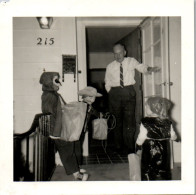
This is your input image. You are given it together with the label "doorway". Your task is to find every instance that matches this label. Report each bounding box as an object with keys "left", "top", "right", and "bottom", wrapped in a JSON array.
[
  {"left": 85, "top": 26, "right": 144, "bottom": 151},
  {"left": 76, "top": 17, "right": 145, "bottom": 156}
]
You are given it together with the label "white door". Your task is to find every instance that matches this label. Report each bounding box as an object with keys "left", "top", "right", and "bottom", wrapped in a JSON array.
[
  {"left": 141, "top": 17, "right": 171, "bottom": 113},
  {"left": 141, "top": 17, "right": 174, "bottom": 167}
]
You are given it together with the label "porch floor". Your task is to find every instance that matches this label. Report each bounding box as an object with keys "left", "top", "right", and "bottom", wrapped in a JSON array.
[{"left": 51, "top": 145, "right": 181, "bottom": 181}]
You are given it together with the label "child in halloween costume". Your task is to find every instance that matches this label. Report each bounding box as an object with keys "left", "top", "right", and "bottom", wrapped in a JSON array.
[
  {"left": 136, "top": 96, "right": 177, "bottom": 180},
  {"left": 78, "top": 86, "right": 103, "bottom": 131},
  {"left": 39, "top": 72, "right": 88, "bottom": 181},
  {"left": 77, "top": 86, "right": 103, "bottom": 154}
]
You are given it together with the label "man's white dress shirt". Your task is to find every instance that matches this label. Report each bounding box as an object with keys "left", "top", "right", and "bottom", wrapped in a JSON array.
[{"left": 105, "top": 57, "right": 148, "bottom": 92}]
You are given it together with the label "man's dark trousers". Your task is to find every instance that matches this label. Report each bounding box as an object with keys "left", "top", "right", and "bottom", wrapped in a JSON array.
[{"left": 108, "top": 85, "right": 136, "bottom": 154}]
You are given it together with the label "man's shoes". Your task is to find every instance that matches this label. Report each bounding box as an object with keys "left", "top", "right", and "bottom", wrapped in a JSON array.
[{"left": 73, "top": 172, "right": 89, "bottom": 181}]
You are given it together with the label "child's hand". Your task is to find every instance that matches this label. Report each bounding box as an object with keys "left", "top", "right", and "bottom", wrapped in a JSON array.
[
  {"left": 100, "top": 112, "right": 103, "bottom": 118},
  {"left": 136, "top": 150, "right": 142, "bottom": 158},
  {"left": 136, "top": 150, "right": 142, "bottom": 155}
]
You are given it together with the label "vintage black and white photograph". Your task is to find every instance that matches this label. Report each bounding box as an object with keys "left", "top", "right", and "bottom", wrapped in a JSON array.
[
  {"left": 0, "top": 0, "right": 194, "bottom": 195},
  {"left": 13, "top": 16, "right": 182, "bottom": 182}
]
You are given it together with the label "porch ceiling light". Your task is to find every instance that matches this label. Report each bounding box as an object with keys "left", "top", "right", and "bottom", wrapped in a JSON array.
[{"left": 37, "top": 17, "right": 53, "bottom": 29}]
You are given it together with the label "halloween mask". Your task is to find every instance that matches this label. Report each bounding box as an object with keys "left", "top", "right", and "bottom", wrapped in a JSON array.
[
  {"left": 146, "top": 96, "right": 172, "bottom": 118},
  {"left": 40, "top": 72, "right": 61, "bottom": 91}
]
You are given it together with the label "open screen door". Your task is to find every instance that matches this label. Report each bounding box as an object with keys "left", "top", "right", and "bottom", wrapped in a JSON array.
[{"left": 141, "top": 17, "right": 174, "bottom": 168}]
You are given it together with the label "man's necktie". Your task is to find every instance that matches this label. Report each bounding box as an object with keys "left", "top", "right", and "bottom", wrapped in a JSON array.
[{"left": 120, "top": 63, "right": 124, "bottom": 88}]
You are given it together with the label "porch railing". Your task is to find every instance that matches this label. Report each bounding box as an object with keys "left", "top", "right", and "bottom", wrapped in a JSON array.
[{"left": 14, "top": 113, "right": 56, "bottom": 181}]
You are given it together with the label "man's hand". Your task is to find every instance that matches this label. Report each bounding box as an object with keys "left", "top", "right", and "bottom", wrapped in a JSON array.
[{"left": 147, "top": 66, "right": 161, "bottom": 73}]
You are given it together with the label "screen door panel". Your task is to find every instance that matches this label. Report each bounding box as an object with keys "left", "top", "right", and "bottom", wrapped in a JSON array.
[{"left": 141, "top": 17, "right": 170, "bottom": 111}]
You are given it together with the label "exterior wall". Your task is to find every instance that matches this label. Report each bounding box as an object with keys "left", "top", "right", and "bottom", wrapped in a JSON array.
[
  {"left": 13, "top": 17, "right": 77, "bottom": 134},
  {"left": 13, "top": 17, "right": 77, "bottom": 169}
]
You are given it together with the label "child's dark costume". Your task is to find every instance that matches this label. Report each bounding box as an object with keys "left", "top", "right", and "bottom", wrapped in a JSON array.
[
  {"left": 40, "top": 72, "right": 62, "bottom": 137},
  {"left": 137, "top": 117, "right": 174, "bottom": 180},
  {"left": 136, "top": 96, "right": 177, "bottom": 181},
  {"left": 40, "top": 72, "right": 81, "bottom": 175},
  {"left": 83, "top": 105, "right": 100, "bottom": 132}
]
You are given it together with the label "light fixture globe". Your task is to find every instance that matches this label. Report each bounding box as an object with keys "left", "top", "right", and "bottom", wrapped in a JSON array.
[{"left": 37, "top": 17, "right": 53, "bottom": 29}]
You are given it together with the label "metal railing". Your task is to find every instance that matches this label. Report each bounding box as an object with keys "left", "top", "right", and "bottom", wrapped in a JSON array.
[{"left": 14, "top": 113, "right": 56, "bottom": 181}]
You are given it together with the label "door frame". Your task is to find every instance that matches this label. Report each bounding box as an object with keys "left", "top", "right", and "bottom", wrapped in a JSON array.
[{"left": 76, "top": 17, "right": 145, "bottom": 156}]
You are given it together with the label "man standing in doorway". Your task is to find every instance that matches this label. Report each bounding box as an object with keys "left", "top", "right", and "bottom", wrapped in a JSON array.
[{"left": 105, "top": 43, "right": 159, "bottom": 154}]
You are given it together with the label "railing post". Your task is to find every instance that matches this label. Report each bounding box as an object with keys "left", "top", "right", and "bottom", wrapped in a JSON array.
[
  {"left": 14, "top": 114, "right": 56, "bottom": 181},
  {"left": 33, "top": 131, "right": 36, "bottom": 181},
  {"left": 25, "top": 137, "right": 29, "bottom": 178}
]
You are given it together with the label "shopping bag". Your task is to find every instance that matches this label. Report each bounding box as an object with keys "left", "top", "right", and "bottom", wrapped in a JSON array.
[
  {"left": 92, "top": 118, "right": 108, "bottom": 140},
  {"left": 61, "top": 102, "right": 87, "bottom": 142},
  {"left": 128, "top": 153, "right": 141, "bottom": 181}
]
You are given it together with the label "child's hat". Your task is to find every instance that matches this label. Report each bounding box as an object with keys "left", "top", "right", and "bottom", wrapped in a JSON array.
[{"left": 78, "top": 86, "right": 102, "bottom": 97}]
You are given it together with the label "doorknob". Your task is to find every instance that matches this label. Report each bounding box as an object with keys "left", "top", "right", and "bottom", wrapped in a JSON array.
[
  {"left": 159, "top": 82, "right": 173, "bottom": 86},
  {"left": 168, "top": 82, "right": 173, "bottom": 86},
  {"left": 78, "top": 70, "right": 82, "bottom": 74}
]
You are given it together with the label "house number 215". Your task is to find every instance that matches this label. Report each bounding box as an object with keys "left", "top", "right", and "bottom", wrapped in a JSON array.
[{"left": 37, "top": 38, "right": 54, "bottom": 45}]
